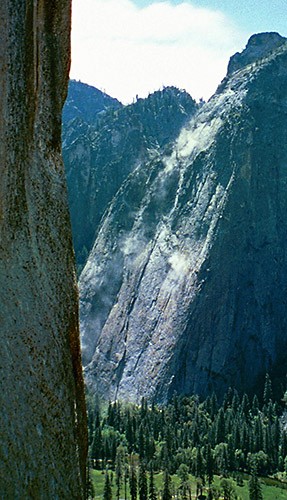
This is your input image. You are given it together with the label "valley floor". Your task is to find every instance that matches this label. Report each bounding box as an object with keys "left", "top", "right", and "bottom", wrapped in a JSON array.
[{"left": 91, "top": 469, "right": 287, "bottom": 499}]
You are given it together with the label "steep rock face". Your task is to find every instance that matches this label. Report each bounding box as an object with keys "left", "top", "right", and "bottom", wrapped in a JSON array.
[
  {"left": 80, "top": 33, "right": 287, "bottom": 402},
  {"left": 63, "top": 87, "right": 197, "bottom": 271},
  {"left": 0, "top": 1, "right": 87, "bottom": 497}
]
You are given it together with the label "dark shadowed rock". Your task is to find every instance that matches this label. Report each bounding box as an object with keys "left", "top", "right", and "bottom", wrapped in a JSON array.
[
  {"left": 80, "top": 33, "right": 287, "bottom": 403},
  {"left": 0, "top": 0, "right": 87, "bottom": 496}
]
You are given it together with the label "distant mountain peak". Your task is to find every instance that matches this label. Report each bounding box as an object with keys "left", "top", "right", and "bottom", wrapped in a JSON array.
[
  {"left": 227, "top": 31, "right": 286, "bottom": 75},
  {"left": 63, "top": 80, "right": 122, "bottom": 125}
]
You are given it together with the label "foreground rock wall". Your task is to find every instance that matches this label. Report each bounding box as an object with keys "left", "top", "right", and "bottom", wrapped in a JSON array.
[{"left": 0, "top": 1, "right": 87, "bottom": 497}]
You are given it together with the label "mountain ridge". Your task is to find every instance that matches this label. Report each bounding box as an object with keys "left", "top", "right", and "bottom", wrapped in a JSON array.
[
  {"left": 77, "top": 32, "right": 287, "bottom": 403},
  {"left": 63, "top": 79, "right": 122, "bottom": 126},
  {"left": 63, "top": 85, "right": 198, "bottom": 272}
]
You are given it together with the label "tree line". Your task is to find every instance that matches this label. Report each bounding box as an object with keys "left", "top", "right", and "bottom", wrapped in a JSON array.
[{"left": 87, "top": 374, "right": 287, "bottom": 499}]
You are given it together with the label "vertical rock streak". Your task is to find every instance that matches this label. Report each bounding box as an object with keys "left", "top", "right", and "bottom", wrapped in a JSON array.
[{"left": 0, "top": 1, "right": 87, "bottom": 497}]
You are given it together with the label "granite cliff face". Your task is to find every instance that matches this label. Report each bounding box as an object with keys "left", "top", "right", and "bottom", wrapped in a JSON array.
[
  {"left": 0, "top": 1, "right": 86, "bottom": 497},
  {"left": 63, "top": 86, "right": 197, "bottom": 271},
  {"left": 80, "top": 33, "right": 287, "bottom": 403}
]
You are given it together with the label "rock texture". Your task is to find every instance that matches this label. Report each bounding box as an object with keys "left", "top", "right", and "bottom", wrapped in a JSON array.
[
  {"left": 80, "top": 33, "right": 287, "bottom": 403},
  {"left": 63, "top": 86, "right": 197, "bottom": 272},
  {"left": 0, "top": 1, "right": 87, "bottom": 497}
]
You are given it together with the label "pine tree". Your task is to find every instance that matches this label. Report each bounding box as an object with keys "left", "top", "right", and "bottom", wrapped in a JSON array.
[
  {"left": 138, "top": 424, "right": 146, "bottom": 460},
  {"left": 223, "top": 387, "right": 234, "bottom": 411},
  {"left": 280, "top": 430, "right": 287, "bottom": 462},
  {"left": 126, "top": 412, "right": 135, "bottom": 453},
  {"left": 149, "top": 465, "right": 157, "bottom": 500},
  {"left": 129, "top": 457, "right": 138, "bottom": 500},
  {"left": 272, "top": 416, "right": 281, "bottom": 452},
  {"left": 107, "top": 401, "right": 115, "bottom": 427},
  {"left": 263, "top": 373, "right": 273, "bottom": 405},
  {"left": 227, "top": 434, "right": 235, "bottom": 471},
  {"left": 210, "top": 392, "right": 218, "bottom": 418},
  {"left": 146, "top": 435, "right": 156, "bottom": 462},
  {"left": 87, "top": 465, "right": 96, "bottom": 500},
  {"left": 172, "top": 393, "right": 180, "bottom": 423},
  {"left": 231, "top": 390, "right": 240, "bottom": 413},
  {"left": 162, "top": 469, "right": 172, "bottom": 500},
  {"left": 191, "top": 422, "right": 200, "bottom": 447},
  {"left": 115, "top": 446, "right": 125, "bottom": 500},
  {"left": 240, "top": 393, "right": 250, "bottom": 418},
  {"left": 263, "top": 421, "right": 272, "bottom": 458},
  {"left": 160, "top": 442, "right": 170, "bottom": 471},
  {"left": 195, "top": 447, "right": 205, "bottom": 483},
  {"left": 225, "top": 408, "right": 235, "bottom": 436},
  {"left": 253, "top": 417, "right": 263, "bottom": 453},
  {"left": 241, "top": 422, "right": 250, "bottom": 455},
  {"left": 91, "top": 427, "right": 103, "bottom": 468},
  {"left": 248, "top": 474, "right": 263, "bottom": 500},
  {"left": 103, "top": 470, "right": 113, "bottom": 500},
  {"left": 165, "top": 424, "right": 175, "bottom": 454},
  {"left": 214, "top": 443, "right": 228, "bottom": 476},
  {"left": 215, "top": 408, "right": 225, "bottom": 444},
  {"left": 233, "top": 421, "right": 241, "bottom": 451},
  {"left": 251, "top": 395, "right": 259, "bottom": 416},
  {"left": 177, "top": 463, "right": 190, "bottom": 500},
  {"left": 205, "top": 443, "right": 214, "bottom": 485},
  {"left": 139, "top": 462, "right": 148, "bottom": 500},
  {"left": 124, "top": 464, "right": 129, "bottom": 500},
  {"left": 141, "top": 397, "right": 148, "bottom": 420}
]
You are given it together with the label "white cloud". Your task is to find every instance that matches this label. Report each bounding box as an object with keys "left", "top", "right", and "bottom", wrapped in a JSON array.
[{"left": 71, "top": 0, "right": 247, "bottom": 103}]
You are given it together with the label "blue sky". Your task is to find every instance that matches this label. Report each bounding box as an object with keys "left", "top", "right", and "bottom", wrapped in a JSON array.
[
  {"left": 134, "top": 0, "right": 287, "bottom": 34},
  {"left": 70, "top": 0, "right": 286, "bottom": 103}
]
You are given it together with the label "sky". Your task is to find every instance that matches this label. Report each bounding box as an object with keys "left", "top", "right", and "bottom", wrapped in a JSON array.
[{"left": 70, "top": 0, "right": 287, "bottom": 104}]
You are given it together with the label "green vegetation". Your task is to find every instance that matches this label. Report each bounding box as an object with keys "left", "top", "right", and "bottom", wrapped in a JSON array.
[
  {"left": 87, "top": 375, "right": 287, "bottom": 499},
  {"left": 90, "top": 469, "right": 287, "bottom": 500}
]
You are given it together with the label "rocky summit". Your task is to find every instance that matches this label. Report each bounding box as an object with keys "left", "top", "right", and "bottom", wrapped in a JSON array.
[{"left": 78, "top": 33, "right": 287, "bottom": 403}]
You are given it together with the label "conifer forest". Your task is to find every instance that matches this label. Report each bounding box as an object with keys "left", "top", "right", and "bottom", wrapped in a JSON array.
[{"left": 87, "top": 375, "right": 287, "bottom": 499}]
